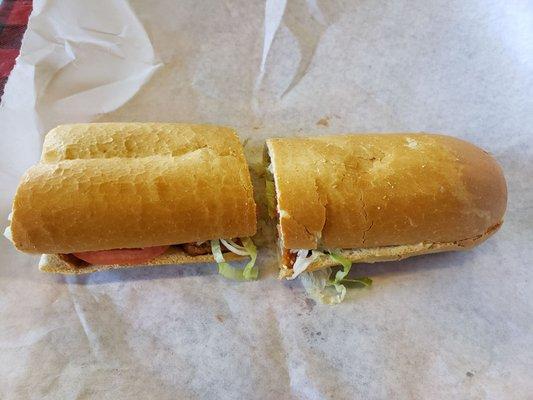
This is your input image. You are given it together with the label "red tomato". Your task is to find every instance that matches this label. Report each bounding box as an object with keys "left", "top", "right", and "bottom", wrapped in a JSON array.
[{"left": 73, "top": 245, "right": 170, "bottom": 265}]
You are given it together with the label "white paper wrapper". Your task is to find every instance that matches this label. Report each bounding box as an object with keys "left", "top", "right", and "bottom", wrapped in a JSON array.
[{"left": 1, "top": 0, "right": 532, "bottom": 398}]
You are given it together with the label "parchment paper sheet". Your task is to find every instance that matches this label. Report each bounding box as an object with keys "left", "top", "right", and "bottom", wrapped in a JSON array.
[{"left": 1, "top": 0, "right": 532, "bottom": 398}]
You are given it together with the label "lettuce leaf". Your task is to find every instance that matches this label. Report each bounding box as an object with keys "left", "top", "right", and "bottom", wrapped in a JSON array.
[
  {"left": 329, "top": 252, "right": 352, "bottom": 283},
  {"left": 220, "top": 239, "right": 249, "bottom": 256},
  {"left": 341, "top": 277, "right": 373, "bottom": 287},
  {"left": 300, "top": 251, "right": 372, "bottom": 304},
  {"left": 242, "top": 237, "right": 258, "bottom": 280},
  {"left": 217, "top": 262, "right": 250, "bottom": 281},
  {"left": 210, "top": 238, "right": 258, "bottom": 281},
  {"left": 300, "top": 268, "right": 346, "bottom": 305},
  {"left": 290, "top": 250, "right": 323, "bottom": 279},
  {"left": 328, "top": 251, "right": 371, "bottom": 286}
]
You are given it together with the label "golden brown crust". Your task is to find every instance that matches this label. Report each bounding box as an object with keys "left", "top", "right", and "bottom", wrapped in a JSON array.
[
  {"left": 39, "top": 247, "right": 245, "bottom": 275},
  {"left": 278, "top": 221, "right": 502, "bottom": 279},
  {"left": 267, "top": 133, "right": 507, "bottom": 250},
  {"left": 41, "top": 123, "right": 242, "bottom": 162},
  {"left": 11, "top": 123, "right": 256, "bottom": 254}
]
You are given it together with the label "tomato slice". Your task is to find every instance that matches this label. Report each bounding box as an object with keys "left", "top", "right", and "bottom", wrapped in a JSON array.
[{"left": 72, "top": 245, "right": 170, "bottom": 265}]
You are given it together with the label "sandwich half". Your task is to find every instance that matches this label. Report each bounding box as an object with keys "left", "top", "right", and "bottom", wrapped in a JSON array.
[
  {"left": 265, "top": 133, "right": 507, "bottom": 282},
  {"left": 5, "top": 123, "right": 258, "bottom": 277}
]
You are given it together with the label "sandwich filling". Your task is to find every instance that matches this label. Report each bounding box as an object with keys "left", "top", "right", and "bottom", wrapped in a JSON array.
[
  {"left": 70, "top": 240, "right": 230, "bottom": 265},
  {"left": 73, "top": 246, "right": 170, "bottom": 265},
  {"left": 4, "top": 218, "right": 258, "bottom": 280},
  {"left": 66, "top": 237, "right": 258, "bottom": 280}
]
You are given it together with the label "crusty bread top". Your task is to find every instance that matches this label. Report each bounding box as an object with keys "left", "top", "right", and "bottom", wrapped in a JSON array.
[
  {"left": 11, "top": 123, "right": 257, "bottom": 254},
  {"left": 41, "top": 123, "right": 241, "bottom": 162},
  {"left": 267, "top": 133, "right": 507, "bottom": 249}
]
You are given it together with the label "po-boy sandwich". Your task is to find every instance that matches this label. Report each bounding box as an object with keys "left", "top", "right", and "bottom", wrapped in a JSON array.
[
  {"left": 5, "top": 123, "right": 258, "bottom": 278},
  {"left": 265, "top": 133, "right": 507, "bottom": 301}
]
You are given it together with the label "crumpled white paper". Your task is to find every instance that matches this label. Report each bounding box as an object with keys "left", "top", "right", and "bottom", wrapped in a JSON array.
[
  {"left": 1, "top": 0, "right": 532, "bottom": 398},
  {"left": 2, "top": 0, "right": 161, "bottom": 131}
]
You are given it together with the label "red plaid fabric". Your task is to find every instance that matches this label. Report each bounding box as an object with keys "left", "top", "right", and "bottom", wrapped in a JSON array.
[{"left": 0, "top": 0, "right": 32, "bottom": 100}]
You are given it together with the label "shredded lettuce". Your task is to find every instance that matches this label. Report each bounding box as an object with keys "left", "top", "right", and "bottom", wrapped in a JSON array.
[
  {"left": 220, "top": 239, "right": 249, "bottom": 256},
  {"left": 341, "top": 277, "right": 373, "bottom": 287},
  {"left": 300, "top": 251, "right": 372, "bottom": 304},
  {"left": 290, "top": 250, "right": 322, "bottom": 279},
  {"left": 300, "top": 268, "right": 346, "bottom": 305},
  {"left": 242, "top": 238, "right": 259, "bottom": 280},
  {"left": 211, "top": 238, "right": 258, "bottom": 281},
  {"left": 329, "top": 252, "right": 352, "bottom": 282}
]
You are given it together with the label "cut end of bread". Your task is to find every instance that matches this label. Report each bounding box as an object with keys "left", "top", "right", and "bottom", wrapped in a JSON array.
[{"left": 39, "top": 247, "right": 245, "bottom": 275}]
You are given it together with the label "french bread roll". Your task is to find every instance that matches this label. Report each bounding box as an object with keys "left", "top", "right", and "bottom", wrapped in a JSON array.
[
  {"left": 266, "top": 134, "right": 507, "bottom": 278},
  {"left": 10, "top": 123, "right": 257, "bottom": 256}
]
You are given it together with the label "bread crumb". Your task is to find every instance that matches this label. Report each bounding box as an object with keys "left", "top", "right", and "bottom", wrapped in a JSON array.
[{"left": 316, "top": 116, "right": 330, "bottom": 127}]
